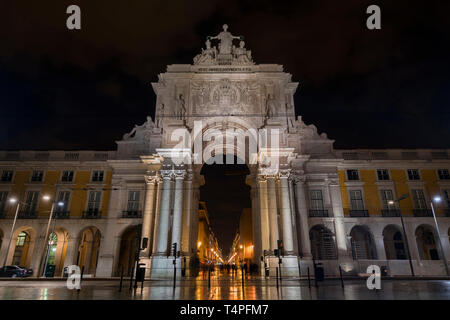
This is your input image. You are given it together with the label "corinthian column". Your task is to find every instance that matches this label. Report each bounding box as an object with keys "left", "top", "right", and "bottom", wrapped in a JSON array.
[
  {"left": 141, "top": 172, "right": 158, "bottom": 258},
  {"left": 266, "top": 173, "right": 279, "bottom": 251},
  {"left": 279, "top": 169, "right": 294, "bottom": 254},
  {"left": 171, "top": 169, "right": 186, "bottom": 254},
  {"left": 155, "top": 170, "right": 173, "bottom": 255}
]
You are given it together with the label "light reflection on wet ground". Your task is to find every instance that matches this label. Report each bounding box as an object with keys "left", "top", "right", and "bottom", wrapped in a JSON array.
[{"left": 0, "top": 270, "right": 449, "bottom": 300}]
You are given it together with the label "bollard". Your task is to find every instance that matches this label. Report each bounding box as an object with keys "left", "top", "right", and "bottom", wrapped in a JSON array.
[
  {"left": 119, "top": 265, "right": 124, "bottom": 292},
  {"left": 339, "top": 265, "right": 344, "bottom": 288},
  {"left": 173, "top": 259, "right": 177, "bottom": 289},
  {"left": 307, "top": 266, "right": 311, "bottom": 289},
  {"left": 208, "top": 266, "right": 211, "bottom": 288}
]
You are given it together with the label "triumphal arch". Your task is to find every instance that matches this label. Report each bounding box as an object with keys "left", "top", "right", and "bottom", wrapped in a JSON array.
[{"left": 108, "top": 24, "right": 345, "bottom": 278}]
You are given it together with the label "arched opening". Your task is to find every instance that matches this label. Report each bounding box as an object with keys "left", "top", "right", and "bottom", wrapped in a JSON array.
[
  {"left": 309, "top": 225, "right": 337, "bottom": 260},
  {"left": 383, "top": 225, "right": 407, "bottom": 260},
  {"left": 117, "top": 225, "right": 140, "bottom": 276},
  {"left": 76, "top": 227, "right": 101, "bottom": 275},
  {"left": 199, "top": 154, "right": 251, "bottom": 272},
  {"left": 43, "top": 228, "right": 69, "bottom": 276},
  {"left": 415, "top": 225, "right": 440, "bottom": 260},
  {"left": 12, "top": 231, "right": 31, "bottom": 266},
  {"left": 350, "top": 225, "right": 377, "bottom": 260}
]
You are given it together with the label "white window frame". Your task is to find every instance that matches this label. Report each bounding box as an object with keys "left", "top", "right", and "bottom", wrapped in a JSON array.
[
  {"left": 349, "top": 189, "right": 365, "bottom": 210},
  {"left": 61, "top": 170, "right": 75, "bottom": 182},
  {"left": 407, "top": 169, "right": 420, "bottom": 181},
  {"left": 91, "top": 170, "right": 104, "bottom": 182},
  {"left": 376, "top": 169, "right": 390, "bottom": 181}
]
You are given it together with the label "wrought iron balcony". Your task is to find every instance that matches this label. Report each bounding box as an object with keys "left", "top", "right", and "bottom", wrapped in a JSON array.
[
  {"left": 53, "top": 211, "right": 70, "bottom": 219},
  {"left": 309, "top": 209, "right": 329, "bottom": 217},
  {"left": 413, "top": 209, "right": 433, "bottom": 217},
  {"left": 18, "top": 210, "right": 37, "bottom": 219},
  {"left": 122, "top": 210, "right": 142, "bottom": 218},
  {"left": 349, "top": 210, "right": 369, "bottom": 217},
  {"left": 381, "top": 209, "right": 401, "bottom": 217},
  {"left": 82, "top": 209, "right": 102, "bottom": 219}
]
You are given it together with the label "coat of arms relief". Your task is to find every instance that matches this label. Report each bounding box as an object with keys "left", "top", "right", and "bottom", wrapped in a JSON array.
[{"left": 190, "top": 79, "right": 260, "bottom": 116}]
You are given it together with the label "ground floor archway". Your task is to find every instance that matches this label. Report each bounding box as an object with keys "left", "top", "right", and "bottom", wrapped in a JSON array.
[
  {"left": 350, "top": 225, "right": 377, "bottom": 260},
  {"left": 117, "top": 225, "right": 140, "bottom": 276},
  {"left": 43, "top": 227, "right": 69, "bottom": 276},
  {"left": 77, "top": 226, "right": 101, "bottom": 274},
  {"left": 309, "top": 225, "right": 337, "bottom": 260},
  {"left": 383, "top": 225, "right": 407, "bottom": 260},
  {"left": 416, "top": 224, "right": 439, "bottom": 260}
]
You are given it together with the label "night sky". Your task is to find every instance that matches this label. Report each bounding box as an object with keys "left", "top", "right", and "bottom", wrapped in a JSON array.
[{"left": 1, "top": 1, "right": 450, "bottom": 251}]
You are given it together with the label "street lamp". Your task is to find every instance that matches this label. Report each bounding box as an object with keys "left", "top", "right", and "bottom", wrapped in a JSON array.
[
  {"left": 390, "top": 193, "right": 415, "bottom": 276},
  {"left": 429, "top": 195, "right": 449, "bottom": 276},
  {"left": 41, "top": 195, "right": 65, "bottom": 277},
  {"left": 2, "top": 197, "right": 22, "bottom": 268}
]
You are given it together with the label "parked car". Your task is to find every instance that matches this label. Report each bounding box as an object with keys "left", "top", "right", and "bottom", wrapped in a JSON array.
[{"left": 0, "top": 265, "right": 33, "bottom": 278}]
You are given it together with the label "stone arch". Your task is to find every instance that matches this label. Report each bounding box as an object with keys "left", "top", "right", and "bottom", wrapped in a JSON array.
[
  {"left": 415, "top": 224, "right": 440, "bottom": 260},
  {"left": 43, "top": 227, "right": 69, "bottom": 276},
  {"left": 382, "top": 224, "right": 407, "bottom": 260},
  {"left": 190, "top": 117, "right": 259, "bottom": 165},
  {"left": 116, "top": 225, "right": 140, "bottom": 276},
  {"left": 309, "top": 225, "right": 337, "bottom": 260},
  {"left": 10, "top": 226, "right": 36, "bottom": 268},
  {"left": 350, "top": 225, "right": 377, "bottom": 260},
  {"left": 76, "top": 226, "right": 101, "bottom": 275}
]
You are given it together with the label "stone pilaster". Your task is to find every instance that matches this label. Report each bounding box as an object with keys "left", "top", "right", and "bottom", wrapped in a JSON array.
[
  {"left": 141, "top": 172, "right": 158, "bottom": 258},
  {"left": 257, "top": 175, "right": 270, "bottom": 252},
  {"left": 292, "top": 173, "right": 312, "bottom": 259}
]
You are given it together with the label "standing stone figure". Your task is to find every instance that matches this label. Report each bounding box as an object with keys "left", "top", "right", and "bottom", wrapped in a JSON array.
[
  {"left": 175, "top": 94, "right": 186, "bottom": 120},
  {"left": 209, "top": 24, "right": 241, "bottom": 55},
  {"left": 266, "top": 94, "right": 278, "bottom": 119}
]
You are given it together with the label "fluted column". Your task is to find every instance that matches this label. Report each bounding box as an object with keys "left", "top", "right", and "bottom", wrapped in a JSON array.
[
  {"left": 181, "top": 172, "right": 193, "bottom": 255},
  {"left": 279, "top": 169, "right": 294, "bottom": 254},
  {"left": 258, "top": 175, "right": 270, "bottom": 251},
  {"left": 293, "top": 174, "right": 312, "bottom": 259},
  {"left": 266, "top": 174, "right": 279, "bottom": 250},
  {"left": 141, "top": 172, "right": 158, "bottom": 257},
  {"left": 171, "top": 169, "right": 186, "bottom": 255},
  {"left": 155, "top": 170, "right": 173, "bottom": 255}
]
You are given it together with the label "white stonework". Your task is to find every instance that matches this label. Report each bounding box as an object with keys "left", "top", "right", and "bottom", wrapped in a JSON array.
[{"left": 0, "top": 25, "right": 449, "bottom": 279}]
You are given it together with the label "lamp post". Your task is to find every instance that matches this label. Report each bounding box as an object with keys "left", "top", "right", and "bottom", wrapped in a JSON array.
[
  {"left": 389, "top": 193, "right": 414, "bottom": 276},
  {"left": 41, "top": 196, "right": 65, "bottom": 277},
  {"left": 429, "top": 196, "right": 449, "bottom": 276},
  {"left": 2, "top": 197, "right": 22, "bottom": 268}
]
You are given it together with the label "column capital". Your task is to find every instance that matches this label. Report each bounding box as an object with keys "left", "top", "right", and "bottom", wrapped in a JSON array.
[
  {"left": 160, "top": 170, "right": 173, "bottom": 180},
  {"left": 278, "top": 169, "right": 291, "bottom": 179},
  {"left": 173, "top": 169, "right": 186, "bottom": 180},
  {"left": 145, "top": 171, "right": 159, "bottom": 185}
]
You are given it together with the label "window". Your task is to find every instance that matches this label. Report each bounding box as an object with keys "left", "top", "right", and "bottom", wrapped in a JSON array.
[
  {"left": 127, "top": 191, "right": 140, "bottom": 212},
  {"left": 411, "top": 189, "right": 427, "bottom": 209},
  {"left": 31, "top": 170, "right": 44, "bottom": 182},
  {"left": 87, "top": 191, "right": 101, "bottom": 213},
  {"left": 309, "top": 190, "right": 324, "bottom": 210},
  {"left": 349, "top": 190, "right": 364, "bottom": 210},
  {"left": 24, "top": 191, "right": 39, "bottom": 214},
  {"left": 1, "top": 170, "right": 13, "bottom": 182},
  {"left": 0, "top": 191, "right": 8, "bottom": 215},
  {"left": 437, "top": 169, "right": 450, "bottom": 180},
  {"left": 407, "top": 169, "right": 420, "bottom": 180},
  {"left": 346, "top": 169, "right": 359, "bottom": 181},
  {"left": 16, "top": 232, "right": 27, "bottom": 247},
  {"left": 56, "top": 191, "right": 71, "bottom": 212},
  {"left": 380, "top": 189, "right": 394, "bottom": 209},
  {"left": 444, "top": 190, "right": 450, "bottom": 208},
  {"left": 377, "top": 169, "right": 390, "bottom": 181},
  {"left": 92, "top": 171, "right": 104, "bottom": 182},
  {"left": 61, "top": 170, "right": 74, "bottom": 182}
]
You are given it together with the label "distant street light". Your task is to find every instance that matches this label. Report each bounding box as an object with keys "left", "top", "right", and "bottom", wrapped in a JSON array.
[
  {"left": 430, "top": 195, "right": 449, "bottom": 276},
  {"left": 391, "top": 193, "right": 415, "bottom": 276}
]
